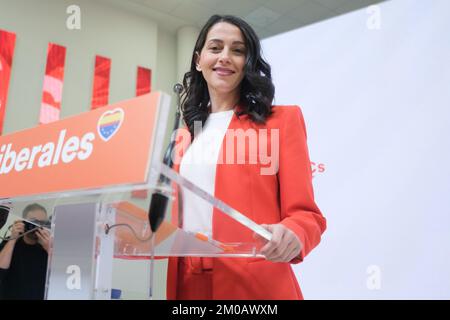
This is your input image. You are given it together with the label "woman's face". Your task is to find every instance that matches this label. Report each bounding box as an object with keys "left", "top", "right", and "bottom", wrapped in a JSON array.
[{"left": 196, "top": 22, "right": 247, "bottom": 97}]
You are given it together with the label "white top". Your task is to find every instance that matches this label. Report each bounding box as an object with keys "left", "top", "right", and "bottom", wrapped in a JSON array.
[{"left": 179, "top": 109, "right": 234, "bottom": 237}]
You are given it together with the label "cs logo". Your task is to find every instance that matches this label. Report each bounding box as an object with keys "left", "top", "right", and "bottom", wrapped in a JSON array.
[{"left": 311, "top": 161, "right": 325, "bottom": 178}]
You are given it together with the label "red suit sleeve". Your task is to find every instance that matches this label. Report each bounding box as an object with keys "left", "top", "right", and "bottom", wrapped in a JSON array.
[{"left": 278, "top": 106, "right": 327, "bottom": 263}]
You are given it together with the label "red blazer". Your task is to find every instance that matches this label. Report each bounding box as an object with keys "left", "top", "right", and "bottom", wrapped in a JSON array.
[{"left": 166, "top": 105, "right": 326, "bottom": 300}]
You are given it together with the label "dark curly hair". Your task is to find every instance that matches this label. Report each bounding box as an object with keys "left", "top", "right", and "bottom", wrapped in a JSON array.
[{"left": 181, "top": 14, "right": 275, "bottom": 137}]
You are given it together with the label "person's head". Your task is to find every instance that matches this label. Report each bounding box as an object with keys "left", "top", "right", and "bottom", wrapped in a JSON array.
[
  {"left": 22, "top": 203, "right": 47, "bottom": 221},
  {"left": 22, "top": 203, "right": 47, "bottom": 242},
  {"left": 182, "top": 14, "right": 275, "bottom": 136},
  {"left": 23, "top": 204, "right": 48, "bottom": 242}
]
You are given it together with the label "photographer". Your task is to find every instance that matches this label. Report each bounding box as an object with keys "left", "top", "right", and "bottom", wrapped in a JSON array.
[{"left": 0, "top": 203, "right": 51, "bottom": 300}]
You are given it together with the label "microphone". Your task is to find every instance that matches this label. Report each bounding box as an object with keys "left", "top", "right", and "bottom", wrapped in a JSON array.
[{"left": 148, "top": 83, "right": 183, "bottom": 233}]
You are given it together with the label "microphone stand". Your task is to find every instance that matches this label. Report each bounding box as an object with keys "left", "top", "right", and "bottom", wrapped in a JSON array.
[
  {"left": 147, "top": 83, "right": 183, "bottom": 299},
  {"left": 148, "top": 83, "right": 182, "bottom": 232}
]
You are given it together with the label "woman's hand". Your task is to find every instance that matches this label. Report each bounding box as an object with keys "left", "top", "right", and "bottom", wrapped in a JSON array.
[{"left": 259, "top": 224, "right": 303, "bottom": 263}]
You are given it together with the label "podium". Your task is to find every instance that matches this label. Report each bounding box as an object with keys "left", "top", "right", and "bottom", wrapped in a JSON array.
[{"left": 0, "top": 92, "right": 271, "bottom": 299}]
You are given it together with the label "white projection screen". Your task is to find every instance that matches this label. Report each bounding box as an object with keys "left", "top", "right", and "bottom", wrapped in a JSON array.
[{"left": 262, "top": 0, "right": 450, "bottom": 299}]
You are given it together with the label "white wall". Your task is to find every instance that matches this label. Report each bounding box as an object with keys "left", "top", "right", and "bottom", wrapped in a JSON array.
[{"left": 262, "top": 0, "right": 450, "bottom": 299}]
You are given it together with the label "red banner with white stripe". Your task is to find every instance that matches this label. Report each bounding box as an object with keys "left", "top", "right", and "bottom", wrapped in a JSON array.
[
  {"left": 39, "top": 43, "right": 67, "bottom": 124},
  {"left": 91, "top": 55, "right": 111, "bottom": 110},
  {"left": 0, "top": 30, "right": 16, "bottom": 134},
  {"left": 136, "top": 66, "right": 151, "bottom": 97}
]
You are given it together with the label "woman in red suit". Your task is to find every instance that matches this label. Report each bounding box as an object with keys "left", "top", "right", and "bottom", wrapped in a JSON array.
[{"left": 167, "top": 14, "right": 326, "bottom": 300}]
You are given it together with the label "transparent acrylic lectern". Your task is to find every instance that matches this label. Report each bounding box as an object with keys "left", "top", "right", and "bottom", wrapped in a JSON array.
[{"left": 0, "top": 92, "right": 271, "bottom": 300}]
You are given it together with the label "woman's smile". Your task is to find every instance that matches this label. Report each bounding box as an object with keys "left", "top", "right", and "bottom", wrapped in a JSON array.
[{"left": 213, "top": 67, "right": 235, "bottom": 76}]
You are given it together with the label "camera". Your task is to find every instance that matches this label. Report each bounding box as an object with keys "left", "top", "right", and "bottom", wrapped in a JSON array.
[{"left": 24, "top": 219, "right": 51, "bottom": 233}]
